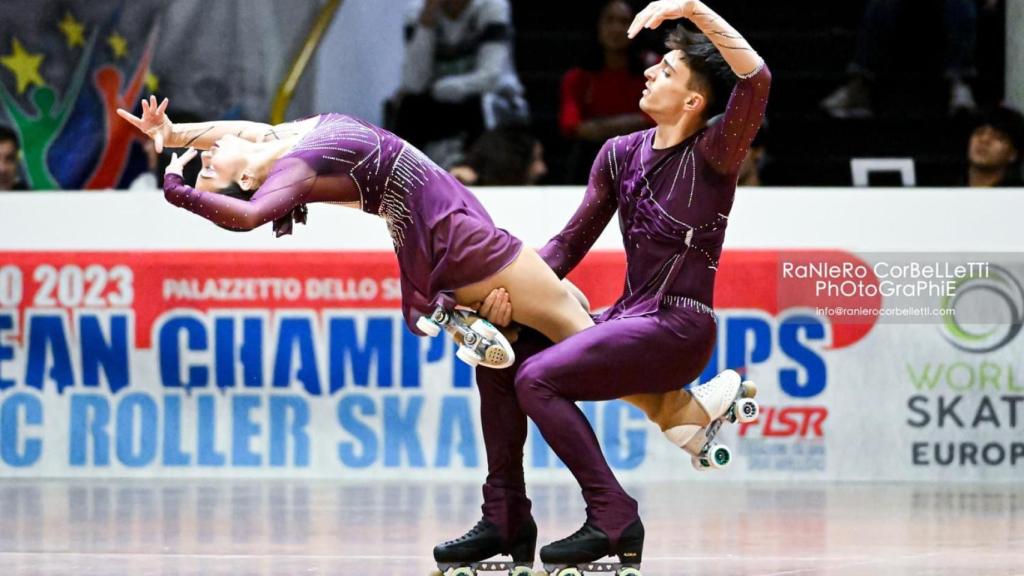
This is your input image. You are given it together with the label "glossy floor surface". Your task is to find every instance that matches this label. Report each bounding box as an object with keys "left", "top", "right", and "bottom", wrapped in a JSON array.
[{"left": 0, "top": 480, "right": 1021, "bottom": 575}]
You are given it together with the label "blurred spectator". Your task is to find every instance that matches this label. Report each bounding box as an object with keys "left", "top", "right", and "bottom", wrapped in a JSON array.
[
  {"left": 128, "top": 139, "right": 160, "bottom": 191},
  {"left": 820, "top": 0, "right": 982, "bottom": 118},
  {"left": 449, "top": 127, "right": 547, "bottom": 186},
  {"left": 965, "top": 106, "right": 1024, "bottom": 187},
  {"left": 389, "top": 0, "right": 528, "bottom": 168},
  {"left": 0, "top": 125, "right": 27, "bottom": 191},
  {"left": 560, "top": 0, "right": 654, "bottom": 183}
]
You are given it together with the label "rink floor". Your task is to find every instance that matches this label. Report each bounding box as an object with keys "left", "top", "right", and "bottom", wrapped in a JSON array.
[{"left": 0, "top": 479, "right": 1021, "bottom": 575}]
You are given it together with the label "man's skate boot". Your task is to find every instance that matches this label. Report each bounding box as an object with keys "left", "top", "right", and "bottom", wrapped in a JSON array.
[
  {"left": 539, "top": 519, "right": 643, "bottom": 575},
  {"left": 417, "top": 304, "right": 515, "bottom": 369},
  {"left": 662, "top": 369, "right": 759, "bottom": 471},
  {"left": 432, "top": 517, "right": 537, "bottom": 576}
]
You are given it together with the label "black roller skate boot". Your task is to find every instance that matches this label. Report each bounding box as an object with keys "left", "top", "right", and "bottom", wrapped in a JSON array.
[
  {"left": 540, "top": 518, "right": 644, "bottom": 575},
  {"left": 432, "top": 516, "right": 537, "bottom": 576}
]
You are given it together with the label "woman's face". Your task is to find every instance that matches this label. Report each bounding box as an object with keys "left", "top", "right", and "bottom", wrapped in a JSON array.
[
  {"left": 599, "top": 1, "right": 634, "bottom": 53},
  {"left": 196, "top": 135, "right": 248, "bottom": 192}
]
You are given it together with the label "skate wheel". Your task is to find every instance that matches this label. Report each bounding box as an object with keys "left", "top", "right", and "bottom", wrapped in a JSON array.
[
  {"left": 553, "top": 569, "right": 582, "bottom": 576},
  {"left": 469, "top": 318, "right": 498, "bottom": 339},
  {"left": 618, "top": 568, "right": 642, "bottom": 576},
  {"left": 740, "top": 380, "right": 758, "bottom": 398},
  {"left": 450, "top": 567, "right": 475, "bottom": 576},
  {"left": 708, "top": 444, "right": 731, "bottom": 469},
  {"left": 691, "top": 455, "right": 710, "bottom": 471},
  {"left": 417, "top": 316, "right": 442, "bottom": 337},
  {"left": 735, "top": 398, "right": 759, "bottom": 423},
  {"left": 456, "top": 345, "right": 481, "bottom": 367},
  {"left": 509, "top": 568, "right": 533, "bottom": 576}
]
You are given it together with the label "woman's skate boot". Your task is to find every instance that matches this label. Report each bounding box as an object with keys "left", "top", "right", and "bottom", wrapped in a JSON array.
[
  {"left": 417, "top": 304, "right": 515, "bottom": 369},
  {"left": 432, "top": 517, "right": 537, "bottom": 575},
  {"left": 662, "top": 369, "right": 760, "bottom": 471},
  {"left": 539, "top": 519, "right": 644, "bottom": 575}
]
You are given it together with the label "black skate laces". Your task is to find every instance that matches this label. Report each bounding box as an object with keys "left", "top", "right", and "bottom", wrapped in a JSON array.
[
  {"left": 447, "top": 519, "right": 492, "bottom": 544},
  {"left": 554, "top": 522, "right": 600, "bottom": 545}
]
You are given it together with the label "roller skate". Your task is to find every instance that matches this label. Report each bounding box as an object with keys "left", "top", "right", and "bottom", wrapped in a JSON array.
[
  {"left": 679, "top": 369, "right": 759, "bottom": 471},
  {"left": 539, "top": 519, "right": 643, "bottom": 576},
  {"left": 417, "top": 304, "right": 515, "bottom": 369},
  {"left": 431, "top": 517, "right": 537, "bottom": 576}
]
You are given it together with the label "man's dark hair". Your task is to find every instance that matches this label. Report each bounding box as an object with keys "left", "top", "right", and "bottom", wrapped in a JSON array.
[
  {"left": 0, "top": 125, "right": 19, "bottom": 148},
  {"left": 975, "top": 106, "right": 1024, "bottom": 160},
  {"left": 665, "top": 26, "right": 737, "bottom": 120}
]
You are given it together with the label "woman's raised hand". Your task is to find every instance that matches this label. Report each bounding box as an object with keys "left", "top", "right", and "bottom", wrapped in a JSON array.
[
  {"left": 165, "top": 148, "right": 197, "bottom": 177},
  {"left": 117, "top": 95, "right": 173, "bottom": 153}
]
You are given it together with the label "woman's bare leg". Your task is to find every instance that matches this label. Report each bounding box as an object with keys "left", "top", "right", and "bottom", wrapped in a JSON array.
[
  {"left": 454, "top": 247, "right": 594, "bottom": 342},
  {"left": 454, "top": 247, "right": 712, "bottom": 431}
]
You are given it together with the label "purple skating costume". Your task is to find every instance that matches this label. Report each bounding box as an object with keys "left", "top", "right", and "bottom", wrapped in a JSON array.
[
  {"left": 163, "top": 114, "right": 522, "bottom": 332},
  {"left": 477, "top": 64, "right": 771, "bottom": 546}
]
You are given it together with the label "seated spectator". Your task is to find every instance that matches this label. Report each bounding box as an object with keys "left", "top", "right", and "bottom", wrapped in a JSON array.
[
  {"left": 389, "top": 0, "right": 528, "bottom": 168},
  {"left": 821, "top": 0, "right": 980, "bottom": 118},
  {"left": 966, "top": 106, "right": 1024, "bottom": 187},
  {"left": 449, "top": 127, "right": 547, "bottom": 186},
  {"left": 0, "top": 125, "right": 27, "bottom": 191},
  {"left": 560, "top": 0, "right": 654, "bottom": 183}
]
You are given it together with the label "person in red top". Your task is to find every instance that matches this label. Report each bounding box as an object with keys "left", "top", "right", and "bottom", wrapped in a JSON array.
[{"left": 560, "top": 0, "right": 655, "bottom": 183}]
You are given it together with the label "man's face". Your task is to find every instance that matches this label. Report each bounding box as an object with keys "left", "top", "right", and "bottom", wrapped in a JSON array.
[
  {"left": 639, "top": 50, "right": 702, "bottom": 121},
  {"left": 968, "top": 125, "right": 1018, "bottom": 170},
  {"left": 0, "top": 140, "right": 19, "bottom": 190}
]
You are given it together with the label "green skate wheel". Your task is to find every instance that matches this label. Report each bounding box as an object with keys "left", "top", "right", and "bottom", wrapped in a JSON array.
[{"left": 709, "top": 444, "right": 731, "bottom": 468}]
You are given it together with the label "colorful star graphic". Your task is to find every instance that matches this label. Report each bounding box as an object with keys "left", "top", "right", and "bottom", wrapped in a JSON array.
[
  {"left": 0, "top": 38, "right": 45, "bottom": 94},
  {"left": 58, "top": 12, "right": 86, "bottom": 48},
  {"left": 107, "top": 32, "right": 128, "bottom": 59},
  {"left": 145, "top": 72, "right": 159, "bottom": 93}
]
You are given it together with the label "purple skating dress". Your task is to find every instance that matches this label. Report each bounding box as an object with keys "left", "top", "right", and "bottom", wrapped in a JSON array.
[{"left": 163, "top": 114, "right": 523, "bottom": 333}]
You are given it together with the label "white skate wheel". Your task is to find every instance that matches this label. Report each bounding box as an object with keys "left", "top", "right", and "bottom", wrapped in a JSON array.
[
  {"left": 708, "top": 444, "right": 731, "bottom": 469},
  {"left": 450, "top": 567, "right": 474, "bottom": 576},
  {"left": 456, "top": 345, "right": 481, "bottom": 367},
  {"left": 417, "top": 316, "right": 442, "bottom": 337},
  {"left": 741, "top": 380, "right": 758, "bottom": 398},
  {"left": 691, "top": 455, "right": 710, "bottom": 472},
  {"left": 735, "top": 398, "right": 759, "bottom": 423},
  {"left": 553, "top": 569, "right": 582, "bottom": 576},
  {"left": 619, "top": 568, "right": 642, "bottom": 576},
  {"left": 469, "top": 318, "right": 498, "bottom": 339}
]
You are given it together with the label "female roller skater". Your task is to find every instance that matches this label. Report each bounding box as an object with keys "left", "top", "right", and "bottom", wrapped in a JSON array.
[{"left": 433, "top": 1, "right": 771, "bottom": 574}]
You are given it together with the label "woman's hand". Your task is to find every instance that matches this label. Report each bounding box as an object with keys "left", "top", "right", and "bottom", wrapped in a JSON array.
[
  {"left": 117, "top": 95, "right": 173, "bottom": 152},
  {"left": 627, "top": 0, "right": 699, "bottom": 38},
  {"left": 165, "top": 148, "right": 197, "bottom": 177}
]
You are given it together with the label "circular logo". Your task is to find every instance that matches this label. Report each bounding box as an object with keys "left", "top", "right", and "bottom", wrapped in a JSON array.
[{"left": 941, "top": 264, "right": 1024, "bottom": 353}]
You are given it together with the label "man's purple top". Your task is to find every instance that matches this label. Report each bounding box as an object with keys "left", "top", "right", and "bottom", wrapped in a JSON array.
[
  {"left": 539, "top": 64, "right": 771, "bottom": 321},
  {"left": 163, "top": 114, "right": 522, "bottom": 332}
]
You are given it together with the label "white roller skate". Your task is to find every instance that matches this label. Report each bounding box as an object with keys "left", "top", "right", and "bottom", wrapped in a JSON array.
[
  {"left": 663, "top": 370, "right": 759, "bottom": 471},
  {"left": 417, "top": 304, "right": 515, "bottom": 369}
]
